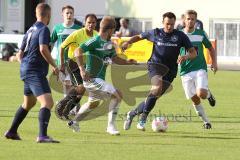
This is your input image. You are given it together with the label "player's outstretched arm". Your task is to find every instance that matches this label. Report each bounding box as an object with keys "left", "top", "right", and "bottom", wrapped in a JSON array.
[
  {"left": 208, "top": 47, "right": 218, "bottom": 73},
  {"left": 59, "top": 47, "right": 65, "bottom": 72},
  {"left": 121, "top": 35, "right": 143, "bottom": 51}
]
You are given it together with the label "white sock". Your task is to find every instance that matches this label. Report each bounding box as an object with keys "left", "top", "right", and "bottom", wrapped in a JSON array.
[
  {"left": 194, "top": 104, "right": 210, "bottom": 123},
  {"left": 206, "top": 90, "right": 211, "bottom": 99},
  {"left": 108, "top": 98, "right": 119, "bottom": 129},
  {"left": 74, "top": 103, "right": 92, "bottom": 121},
  {"left": 63, "top": 85, "right": 67, "bottom": 97}
]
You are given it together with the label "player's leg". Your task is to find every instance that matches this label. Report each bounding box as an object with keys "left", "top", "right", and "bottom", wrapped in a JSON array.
[
  {"left": 32, "top": 76, "right": 59, "bottom": 143},
  {"left": 182, "top": 70, "right": 211, "bottom": 129},
  {"left": 5, "top": 80, "right": 36, "bottom": 140},
  {"left": 194, "top": 69, "right": 212, "bottom": 128},
  {"left": 107, "top": 89, "right": 122, "bottom": 135},
  {"left": 56, "top": 85, "right": 85, "bottom": 120},
  {"left": 124, "top": 69, "right": 162, "bottom": 130},
  {"left": 66, "top": 60, "right": 85, "bottom": 115},
  {"left": 59, "top": 72, "right": 72, "bottom": 97},
  {"left": 138, "top": 71, "right": 174, "bottom": 130},
  {"left": 68, "top": 96, "right": 100, "bottom": 132},
  {"left": 196, "top": 69, "right": 216, "bottom": 106},
  {"left": 56, "top": 60, "right": 85, "bottom": 120},
  {"left": 136, "top": 75, "right": 162, "bottom": 131},
  {"left": 191, "top": 95, "right": 211, "bottom": 129}
]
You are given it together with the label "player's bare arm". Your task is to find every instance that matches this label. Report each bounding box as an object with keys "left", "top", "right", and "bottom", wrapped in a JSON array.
[
  {"left": 17, "top": 50, "right": 24, "bottom": 63},
  {"left": 121, "top": 35, "right": 143, "bottom": 51},
  {"left": 75, "top": 48, "right": 90, "bottom": 81},
  {"left": 208, "top": 47, "right": 218, "bottom": 73},
  {"left": 39, "top": 44, "right": 59, "bottom": 75},
  {"left": 59, "top": 47, "right": 65, "bottom": 72},
  {"left": 177, "top": 47, "right": 197, "bottom": 64}
]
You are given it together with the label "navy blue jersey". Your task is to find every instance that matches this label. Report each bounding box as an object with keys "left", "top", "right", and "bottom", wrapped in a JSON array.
[
  {"left": 20, "top": 22, "right": 50, "bottom": 80},
  {"left": 141, "top": 28, "right": 193, "bottom": 76}
]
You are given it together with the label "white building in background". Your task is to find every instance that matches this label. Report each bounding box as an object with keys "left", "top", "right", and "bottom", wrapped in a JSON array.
[{"left": 0, "top": 0, "right": 240, "bottom": 63}]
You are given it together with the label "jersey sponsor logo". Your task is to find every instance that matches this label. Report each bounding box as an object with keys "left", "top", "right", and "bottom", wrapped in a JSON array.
[
  {"left": 170, "top": 35, "right": 178, "bottom": 42},
  {"left": 85, "top": 37, "right": 97, "bottom": 46},
  {"left": 157, "top": 42, "right": 178, "bottom": 47}
]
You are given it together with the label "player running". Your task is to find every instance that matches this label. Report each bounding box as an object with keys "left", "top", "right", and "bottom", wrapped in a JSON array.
[
  {"left": 55, "top": 14, "right": 98, "bottom": 120},
  {"left": 122, "top": 12, "right": 197, "bottom": 131},
  {"left": 68, "top": 16, "right": 137, "bottom": 135},
  {"left": 179, "top": 10, "right": 217, "bottom": 129}
]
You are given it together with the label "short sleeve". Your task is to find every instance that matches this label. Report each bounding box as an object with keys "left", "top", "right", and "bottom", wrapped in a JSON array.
[
  {"left": 140, "top": 29, "right": 155, "bottom": 42},
  {"left": 50, "top": 26, "right": 58, "bottom": 43},
  {"left": 61, "top": 30, "right": 77, "bottom": 49},
  {"left": 20, "top": 34, "right": 28, "bottom": 51},
  {"left": 39, "top": 27, "right": 50, "bottom": 45},
  {"left": 202, "top": 31, "right": 212, "bottom": 48},
  {"left": 180, "top": 32, "right": 193, "bottom": 50}
]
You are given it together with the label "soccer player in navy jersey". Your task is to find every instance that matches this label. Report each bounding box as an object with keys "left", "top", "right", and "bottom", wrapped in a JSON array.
[
  {"left": 4, "top": 3, "right": 60, "bottom": 143},
  {"left": 122, "top": 12, "right": 197, "bottom": 131}
]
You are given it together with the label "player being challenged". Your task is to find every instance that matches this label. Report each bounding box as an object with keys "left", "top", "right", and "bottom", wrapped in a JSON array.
[
  {"left": 179, "top": 10, "right": 217, "bottom": 129},
  {"left": 55, "top": 14, "right": 98, "bottom": 120},
  {"left": 4, "top": 3, "right": 59, "bottom": 143},
  {"left": 68, "top": 16, "right": 137, "bottom": 135},
  {"left": 122, "top": 12, "right": 197, "bottom": 131},
  {"left": 51, "top": 5, "right": 81, "bottom": 97}
]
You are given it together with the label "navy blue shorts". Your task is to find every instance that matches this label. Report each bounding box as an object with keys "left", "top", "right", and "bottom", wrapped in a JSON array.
[
  {"left": 23, "top": 75, "right": 51, "bottom": 97},
  {"left": 147, "top": 63, "right": 176, "bottom": 95}
]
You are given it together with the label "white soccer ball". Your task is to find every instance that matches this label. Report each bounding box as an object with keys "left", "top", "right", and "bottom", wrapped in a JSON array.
[{"left": 151, "top": 116, "right": 168, "bottom": 132}]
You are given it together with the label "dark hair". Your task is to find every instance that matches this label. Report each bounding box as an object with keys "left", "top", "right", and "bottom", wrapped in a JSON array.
[
  {"left": 62, "top": 5, "right": 74, "bottom": 12},
  {"left": 36, "top": 3, "right": 51, "bottom": 17},
  {"left": 85, "top": 13, "right": 97, "bottom": 22},
  {"left": 162, "top": 12, "right": 176, "bottom": 21},
  {"left": 185, "top": 10, "right": 198, "bottom": 17}
]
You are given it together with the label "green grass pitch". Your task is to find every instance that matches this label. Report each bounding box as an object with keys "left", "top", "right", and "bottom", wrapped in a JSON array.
[{"left": 0, "top": 61, "right": 240, "bottom": 160}]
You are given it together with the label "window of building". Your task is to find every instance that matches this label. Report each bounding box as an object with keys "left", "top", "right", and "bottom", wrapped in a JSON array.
[
  {"left": 130, "top": 18, "right": 152, "bottom": 33},
  {"left": 0, "top": 0, "right": 3, "bottom": 30},
  {"left": 210, "top": 19, "right": 240, "bottom": 57}
]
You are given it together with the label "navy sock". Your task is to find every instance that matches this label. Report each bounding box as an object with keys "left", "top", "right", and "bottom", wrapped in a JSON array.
[
  {"left": 130, "top": 101, "right": 145, "bottom": 117},
  {"left": 140, "top": 94, "right": 158, "bottom": 122},
  {"left": 9, "top": 106, "right": 28, "bottom": 133},
  {"left": 39, "top": 108, "right": 51, "bottom": 137}
]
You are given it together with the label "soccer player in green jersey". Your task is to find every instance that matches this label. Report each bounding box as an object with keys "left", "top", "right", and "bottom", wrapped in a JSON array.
[
  {"left": 179, "top": 10, "right": 218, "bottom": 129},
  {"left": 68, "top": 16, "right": 137, "bottom": 135},
  {"left": 51, "top": 5, "right": 81, "bottom": 97},
  {"left": 55, "top": 14, "right": 98, "bottom": 121}
]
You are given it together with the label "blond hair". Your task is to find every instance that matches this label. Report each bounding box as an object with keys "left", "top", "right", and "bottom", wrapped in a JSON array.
[
  {"left": 36, "top": 3, "right": 51, "bottom": 18},
  {"left": 185, "top": 10, "right": 198, "bottom": 17},
  {"left": 100, "top": 16, "right": 116, "bottom": 32}
]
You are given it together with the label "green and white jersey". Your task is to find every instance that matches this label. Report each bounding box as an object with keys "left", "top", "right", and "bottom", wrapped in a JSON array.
[
  {"left": 179, "top": 29, "right": 212, "bottom": 76},
  {"left": 80, "top": 35, "right": 116, "bottom": 80},
  {"left": 51, "top": 23, "right": 81, "bottom": 66}
]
